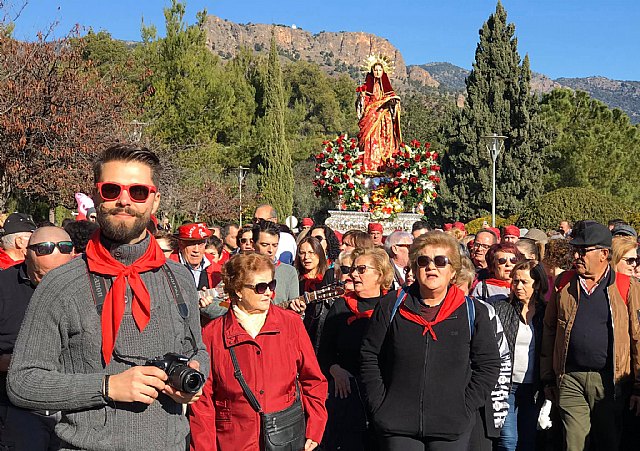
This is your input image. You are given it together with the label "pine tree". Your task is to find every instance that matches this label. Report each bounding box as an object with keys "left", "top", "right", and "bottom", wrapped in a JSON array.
[
  {"left": 435, "top": 1, "right": 548, "bottom": 222},
  {"left": 257, "top": 31, "right": 294, "bottom": 219}
]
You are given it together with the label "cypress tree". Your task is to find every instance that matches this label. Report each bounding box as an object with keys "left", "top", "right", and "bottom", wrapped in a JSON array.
[
  {"left": 436, "top": 1, "right": 548, "bottom": 221},
  {"left": 257, "top": 31, "right": 294, "bottom": 219}
]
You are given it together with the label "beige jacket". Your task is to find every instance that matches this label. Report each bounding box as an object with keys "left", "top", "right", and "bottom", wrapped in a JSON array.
[{"left": 540, "top": 268, "right": 640, "bottom": 393}]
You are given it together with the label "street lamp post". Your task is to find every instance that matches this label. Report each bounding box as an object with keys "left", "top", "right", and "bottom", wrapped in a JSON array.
[
  {"left": 480, "top": 133, "right": 507, "bottom": 227},
  {"left": 237, "top": 167, "right": 250, "bottom": 226}
]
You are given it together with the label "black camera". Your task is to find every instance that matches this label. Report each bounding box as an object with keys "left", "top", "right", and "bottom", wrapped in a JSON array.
[{"left": 145, "top": 353, "right": 205, "bottom": 394}]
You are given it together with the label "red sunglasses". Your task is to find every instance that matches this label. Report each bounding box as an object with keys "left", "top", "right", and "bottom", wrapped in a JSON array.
[{"left": 96, "top": 182, "right": 157, "bottom": 203}]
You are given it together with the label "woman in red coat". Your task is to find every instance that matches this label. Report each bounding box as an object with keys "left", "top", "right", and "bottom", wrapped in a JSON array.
[{"left": 189, "top": 253, "right": 328, "bottom": 451}]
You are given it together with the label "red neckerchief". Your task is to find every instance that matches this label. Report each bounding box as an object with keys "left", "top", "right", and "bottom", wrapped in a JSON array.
[
  {"left": 484, "top": 278, "right": 512, "bottom": 289},
  {"left": 302, "top": 273, "right": 324, "bottom": 293},
  {"left": 398, "top": 284, "right": 466, "bottom": 340},
  {"left": 0, "top": 249, "right": 21, "bottom": 270},
  {"left": 344, "top": 289, "right": 386, "bottom": 325},
  {"left": 85, "top": 230, "right": 166, "bottom": 364}
]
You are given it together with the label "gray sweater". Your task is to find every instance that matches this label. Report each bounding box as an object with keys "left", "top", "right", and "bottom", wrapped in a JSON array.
[
  {"left": 274, "top": 263, "right": 300, "bottom": 306},
  {"left": 7, "top": 235, "right": 209, "bottom": 451}
]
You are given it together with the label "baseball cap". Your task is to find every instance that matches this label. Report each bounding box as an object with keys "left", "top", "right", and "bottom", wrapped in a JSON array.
[
  {"left": 0, "top": 213, "right": 37, "bottom": 236},
  {"left": 569, "top": 220, "right": 612, "bottom": 248}
]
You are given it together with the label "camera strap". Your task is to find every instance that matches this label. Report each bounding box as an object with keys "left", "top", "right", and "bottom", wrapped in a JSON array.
[{"left": 85, "top": 259, "right": 197, "bottom": 358}]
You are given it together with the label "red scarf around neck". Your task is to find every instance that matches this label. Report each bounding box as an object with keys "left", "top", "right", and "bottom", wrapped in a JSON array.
[
  {"left": 484, "top": 278, "right": 512, "bottom": 289},
  {"left": 398, "top": 284, "right": 466, "bottom": 340},
  {"left": 302, "top": 273, "right": 324, "bottom": 293},
  {"left": 344, "top": 289, "right": 386, "bottom": 325},
  {"left": 85, "top": 230, "right": 166, "bottom": 364}
]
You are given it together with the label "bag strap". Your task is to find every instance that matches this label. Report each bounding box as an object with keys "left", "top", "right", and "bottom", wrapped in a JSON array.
[
  {"left": 466, "top": 296, "right": 475, "bottom": 339},
  {"left": 229, "top": 346, "right": 263, "bottom": 413},
  {"left": 390, "top": 287, "right": 408, "bottom": 324}
]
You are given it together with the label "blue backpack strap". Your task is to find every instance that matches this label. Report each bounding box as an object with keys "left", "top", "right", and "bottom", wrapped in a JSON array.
[
  {"left": 390, "top": 288, "right": 408, "bottom": 324},
  {"left": 466, "top": 296, "right": 475, "bottom": 339}
]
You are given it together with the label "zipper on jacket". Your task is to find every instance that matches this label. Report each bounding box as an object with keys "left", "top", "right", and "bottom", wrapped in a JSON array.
[{"left": 418, "top": 335, "right": 430, "bottom": 436}]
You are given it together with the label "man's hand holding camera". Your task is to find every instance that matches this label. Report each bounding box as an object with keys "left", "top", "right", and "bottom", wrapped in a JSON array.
[{"left": 107, "top": 354, "right": 204, "bottom": 405}]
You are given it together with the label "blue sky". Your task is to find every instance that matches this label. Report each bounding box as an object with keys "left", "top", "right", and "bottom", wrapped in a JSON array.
[{"left": 8, "top": 0, "right": 640, "bottom": 80}]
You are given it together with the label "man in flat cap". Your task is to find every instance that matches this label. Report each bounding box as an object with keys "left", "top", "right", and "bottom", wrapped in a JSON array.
[
  {"left": 541, "top": 220, "right": 640, "bottom": 449},
  {"left": 0, "top": 213, "right": 37, "bottom": 270}
]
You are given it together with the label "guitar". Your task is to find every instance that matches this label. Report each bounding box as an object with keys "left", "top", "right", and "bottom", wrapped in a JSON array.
[
  {"left": 199, "top": 281, "right": 346, "bottom": 312},
  {"left": 276, "top": 281, "right": 346, "bottom": 310}
]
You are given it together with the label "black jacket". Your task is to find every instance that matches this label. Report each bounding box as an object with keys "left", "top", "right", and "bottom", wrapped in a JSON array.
[
  {"left": 493, "top": 296, "right": 545, "bottom": 390},
  {"left": 360, "top": 285, "right": 501, "bottom": 440}
]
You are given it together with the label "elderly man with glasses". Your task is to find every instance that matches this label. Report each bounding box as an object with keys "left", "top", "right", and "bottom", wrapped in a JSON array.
[
  {"left": 0, "top": 226, "right": 75, "bottom": 449},
  {"left": 541, "top": 220, "right": 640, "bottom": 450},
  {"left": 383, "top": 231, "right": 414, "bottom": 290}
]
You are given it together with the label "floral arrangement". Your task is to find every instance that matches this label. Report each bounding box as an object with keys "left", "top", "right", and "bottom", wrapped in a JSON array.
[
  {"left": 313, "top": 134, "right": 366, "bottom": 211},
  {"left": 314, "top": 136, "right": 441, "bottom": 219}
]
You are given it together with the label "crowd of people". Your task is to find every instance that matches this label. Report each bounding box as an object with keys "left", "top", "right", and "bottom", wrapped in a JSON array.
[{"left": 1, "top": 144, "right": 640, "bottom": 451}]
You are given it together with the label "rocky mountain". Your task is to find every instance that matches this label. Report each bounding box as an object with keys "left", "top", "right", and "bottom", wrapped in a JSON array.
[{"left": 203, "top": 15, "right": 640, "bottom": 123}]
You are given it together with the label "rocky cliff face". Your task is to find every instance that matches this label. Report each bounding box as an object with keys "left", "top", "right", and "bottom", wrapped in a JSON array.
[{"left": 204, "top": 15, "right": 408, "bottom": 85}]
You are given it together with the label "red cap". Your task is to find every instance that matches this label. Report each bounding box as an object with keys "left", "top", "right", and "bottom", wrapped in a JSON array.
[
  {"left": 334, "top": 230, "right": 343, "bottom": 244},
  {"left": 503, "top": 225, "right": 520, "bottom": 237},
  {"left": 487, "top": 227, "right": 501, "bottom": 241},
  {"left": 368, "top": 222, "right": 383, "bottom": 233},
  {"left": 177, "top": 223, "right": 212, "bottom": 240},
  {"left": 443, "top": 223, "right": 453, "bottom": 231},
  {"left": 453, "top": 222, "right": 466, "bottom": 232},
  {"left": 301, "top": 217, "right": 314, "bottom": 227}
]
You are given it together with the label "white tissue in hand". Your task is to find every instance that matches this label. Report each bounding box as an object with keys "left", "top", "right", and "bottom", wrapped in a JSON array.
[{"left": 537, "top": 399, "right": 553, "bottom": 430}]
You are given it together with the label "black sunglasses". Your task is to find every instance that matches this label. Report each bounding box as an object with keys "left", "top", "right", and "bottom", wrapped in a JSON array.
[
  {"left": 497, "top": 256, "right": 519, "bottom": 265},
  {"left": 311, "top": 235, "right": 325, "bottom": 242},
  {"left": 416, "top": 255, "right": 450, "bottom": 268},
  {"left": 349, "top": 264, "right": 375, "bottom": 274},
  {"left": 240, "top": 238, "right": 253, "bottom": 244},
  {"left": 621, "top": 257, "right": 640, "bottom": 266},
  {"left": 28, "top": 241, "right": 74, "bottom": 256},
  {"left": 339, "top": 265, "right": 351, "bottom": 275},
  {"left": 573, "top": 246, "right": 606, "bottom": 257},
  {"left": 244, "top": 279, "right": 277, "bottom": 294}
]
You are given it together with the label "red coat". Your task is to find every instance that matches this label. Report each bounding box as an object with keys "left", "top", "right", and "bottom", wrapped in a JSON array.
[
  {"left": 189, "top": 306, "right": 328, "bottom": 451},
  {"left": 0, "top": 249, "right": 21, "bottom": 270}
]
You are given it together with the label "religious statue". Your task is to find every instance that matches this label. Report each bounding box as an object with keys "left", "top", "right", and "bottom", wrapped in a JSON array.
[{"left": 356, "top": 54, "right": 402, "bottom": 175}]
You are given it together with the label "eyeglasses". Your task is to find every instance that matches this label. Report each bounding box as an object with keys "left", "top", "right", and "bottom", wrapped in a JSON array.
[
  {"left": 160, "top": 248, "right": 173, "bottom": 253},
  {"left": 621, "top": 257, "right": 640, "bottom": 266},
  {"left": 96, "top": 182, "right": 157, "bottom": 203},
  {"left": 403, "top": 266, "right": 412, "bottom": 274},
  {"left": 395, "top": 243, "right": 412, "bottom": 249},
  {"left": 473, "top": 243, "right": 491, "bottom": 251},
  {"left": 497, "top": 256, "right": 519, "bottom": 265},
  {"left": 349, "top": 265, "right": 376, "bottom": 275},
  {"left": 339, "top": 265, "right": 351, "bottom": 274},
  {"left": 27, "top": 241, "right": 74, "bottom": 256},
  {"left": 573, "top": 246, "right": 605, "bottom": 257},
  {"left": 240, "top": 238, "right": 253, "bottom": 244},
  {"left": 416, "top": 255, "right": 450, "bottom": 268},
  {"left": 244, "top": 279, "right": 277, "bottom": 294},
  {"left": 311, "top": 235, "right": 325, "bottom": 242}
]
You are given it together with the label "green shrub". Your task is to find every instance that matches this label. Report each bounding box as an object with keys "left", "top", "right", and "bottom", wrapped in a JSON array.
[{"left": 516, "top": 187, "right": 635, "bottom": 231}]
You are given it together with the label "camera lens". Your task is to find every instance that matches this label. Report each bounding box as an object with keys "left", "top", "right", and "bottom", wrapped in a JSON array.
[{"left": 168, "top": 364, "right": 205, "bottom": 394}]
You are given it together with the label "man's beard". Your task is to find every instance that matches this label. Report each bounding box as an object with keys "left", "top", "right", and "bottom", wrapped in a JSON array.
[{"left": 97, "top": 205, "right": 149, "bottom": 244}]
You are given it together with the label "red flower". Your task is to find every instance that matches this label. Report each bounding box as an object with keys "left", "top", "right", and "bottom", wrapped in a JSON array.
[
  {"left": 416, "top": 187, "right": 423, "bottom": 194},
  {"left": 355, "top": 170, "right": 362, "bottom": 176},
  {"left": 396, "top": 171, "right": 402, "bottom": 177},
  {"left": 424, "top": 142, "right": 431, "bottom": 150},
  {"left": 347, "top": 182, "right": 355, "bottom": 189},
  {"left": 328, "top": 186, "right": 333, "bottom": 192},
  {"left": 344, "top": 154, "right": 351, "bottom": 162},
  {"left": 327, "top": 158, "right": 335, "bottom": 164},
  {"left": 337, "top": 164, "right": 344, "bottom": 171},
  {"left": 347, "top": 162, "right": 353, "bottom": 169},
  {"left": 319, "top": 180, "right": 326, "bottom": 186},
  {"left": 343, "top": 173, "right": 350, "bottom": 180},
  {"left": 432, "top": 192, "right": 438, "bottom": 198},
  {"left": 322, "top": 140, "right": 329, "bottom": 145},
  {"left": 350, "top": 143, "right": 356, "bottom": 149},
  {"left": 420, "top": 167, "right": 428, "bottom": 175},
  {"left": 425, "top": 151, "right": 431, "bottom": 159},
  {"left": 433, "top": 152, "right": 439, "bottom": 160},
  {"left": 400, "top": 142, "right": 406, "bottom": 147},
  {"left": 410, "top": 139, "right": 421, "bottom": 148},
  {"left": 314, "top": 167, "right": 320, "bottom": 172},
  {"left": 404, "top": 152, "right": 410, "bottom": 159},
  {"left": 333, "top": 176, "right": 340, "bottom": 183},
  {"left": 322, "top": 170, "right": 327, "bottom": 176},
  {"left": 410, "top": 177, "right": 418, "bottom": 184},
  {"left": 338, "top": 146, "right": 344, "bottom": 153},
  {"left": 414, "top": 154, "right": 421, "bottom": 162},
  {"left": 393, "top": 180, "right": 400, "bottom": 187},
  {"left": 402, "top": 190, "right": 408, "bottom": 196},
  {"left": 316, "top": 153, "right": 324, "bottom": 160},
  {"left": 325, "top": 146, "right": 332, "bottom": 152},
  {"left": 403, "top": 162, "right": 410, "bottom": 168},
  {"left": 434, "top": 176, "right": 441, "bottom": 183},
  {"left": 402, "top": 178, "right": 408, "bottom": 183},
  {"left": 338, "top": 189, "right": 344, "bottom": 195}
]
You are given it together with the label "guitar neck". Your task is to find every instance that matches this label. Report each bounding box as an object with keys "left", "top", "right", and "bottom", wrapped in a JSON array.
[{"left": 276, "top": 290, "right": 321, "bottom": 310}]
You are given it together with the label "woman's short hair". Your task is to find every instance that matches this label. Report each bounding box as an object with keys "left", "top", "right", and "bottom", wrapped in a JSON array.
[
  {"left": 206, "top": 235, "right": 223, "bottom": 254},
  {"left": 351, "top": 247, "right": 395, "bottom": 290},
  {"left": 612, "top": 236, "right": 638, "bottom": 267},
  {"left": 515, "top": 238, "right": 540, "bottom": 261},
  {"left": 294, "top": 236, "right": 328, "bottom": 277},
  {"left": 409, "top": 231, "right": 462, "bottom": 275},
  {"left": 510, "top": 260, "right": 548, "bottom": 303},
  {"left": 542, "top": 238, "right": 574, "bottom": 270},
  {"left": 222, "top": 253, "right": 274, "bottom": 301},
  {"left": 486, "top": 242, "right": 523, "bottom": 275},
  {"left": 341, "top": 230, "right": 374, "bottom": 249},
  {"left": 456, "top": 256, "right": 476, "bottom": 292},
  {"left": 335, "top": 250, "right": 353, "bottom": 279},
  {"left": 236, "top": 225, "right": 254, "bottom": 247}
]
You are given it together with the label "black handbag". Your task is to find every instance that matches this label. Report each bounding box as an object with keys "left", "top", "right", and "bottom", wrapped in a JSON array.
[{"left": 229, "top": 346, "right": 307, "bottom": 451}]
